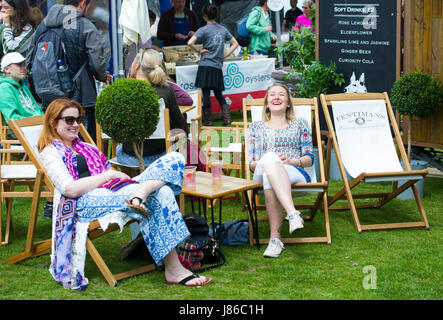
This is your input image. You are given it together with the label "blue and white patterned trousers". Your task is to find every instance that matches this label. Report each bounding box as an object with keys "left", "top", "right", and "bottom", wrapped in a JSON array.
[{"left": 76, "top": 152, "right": 189, "bottom": 265}]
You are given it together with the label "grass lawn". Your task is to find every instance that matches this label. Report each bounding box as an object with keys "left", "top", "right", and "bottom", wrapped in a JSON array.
[
  {"left": 1, "top": 113, "right": 442, "bottom": 300},
  {"left": 1, "top": 172, "right": 441, "bottom": 301}
]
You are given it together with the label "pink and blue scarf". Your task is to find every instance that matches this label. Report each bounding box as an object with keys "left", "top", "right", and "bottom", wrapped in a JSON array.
[{"left": 50, "top": 137, "right": 137, "bottom": 290}]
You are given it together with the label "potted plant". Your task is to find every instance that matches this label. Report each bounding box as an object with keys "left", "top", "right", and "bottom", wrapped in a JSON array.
[
  {"left": 275, "top": 5, "right": 345, "bottom": 98},
  {"left": 391, "top": 71, "right": 443, "bottom": 199},
  {"left": 391, "top": 71, "right": 443, "bottom": 160},
  {"left": 95, "top": 78, "right": 160, "bottom": 171}
]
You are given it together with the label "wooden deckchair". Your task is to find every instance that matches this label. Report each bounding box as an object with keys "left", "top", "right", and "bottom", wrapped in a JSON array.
[
  {"left": 243, "top": 97, "right": 331, "bottom": 246},
  {"left": 0, "top": 142, "right": 49, "bottom": 246},
  {"left": 320, "top": 92, "right": 429, "bottom": 232},
  {"left": 7, "top": 115, "right": 156, "bottom": 287}
]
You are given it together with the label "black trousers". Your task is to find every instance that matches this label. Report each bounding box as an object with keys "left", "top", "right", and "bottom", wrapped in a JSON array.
[{"left": 202, "top": 88, "right": 227, "bottom": 111}]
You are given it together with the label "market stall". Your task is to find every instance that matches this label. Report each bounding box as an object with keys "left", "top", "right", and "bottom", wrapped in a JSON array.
[{"left": 172, "top": 54, "right": 276, "bottom": 112}]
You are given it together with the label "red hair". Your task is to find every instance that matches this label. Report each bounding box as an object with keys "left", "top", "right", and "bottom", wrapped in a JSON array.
[{"left": 37, "top": 98, "right": 84, "bottom": 152}]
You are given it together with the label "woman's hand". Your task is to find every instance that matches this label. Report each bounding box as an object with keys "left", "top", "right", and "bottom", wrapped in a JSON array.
[
  {"left": 175, "top": 33, "right": 188, "bottom": 41},
  {"left": 0, "top": 12, "right": 10, "bottom": 26},
  {"left": 250, "top": 160, "right": 258, "bottom": 172},
  {"left": 64, "top": 170, "right": 130, "bottom": 199},
  {"left": 279, "top": 154, "right": 297, "bottom": 166},
  {"left": 104, "top": 170, "right": 130, "bottom": 181}
]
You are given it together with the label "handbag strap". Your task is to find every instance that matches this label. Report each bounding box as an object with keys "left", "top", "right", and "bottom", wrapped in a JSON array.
[
  {"left": 72, "top": 58, "right": 89, "bottom": 82},
  {"left": 178, "top": 235, "right": 212, "bottom": 252},
  {"left": 192, "top": 246, "right": 226, "bottom": 273}
]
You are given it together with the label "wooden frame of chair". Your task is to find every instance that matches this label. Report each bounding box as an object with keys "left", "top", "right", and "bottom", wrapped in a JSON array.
[
  {"left": 0, "top": 113, "right": 8, "bottom": 142},
  {"left": 1, "top": 113, "right": 46, "bottom": 246},
  {"left": 7, "top": 115, "right": 157, "bottom": 287},
  {"left": 0, "top": 141, "right": 51, "bottom": 246},
  {"left": 96, "top": 121, "right": 114, "bottom": 159},
  {"left": 202, "top": 122, "right": 246, "bottom": 209},
  {"left": 320, "top": 92, "right": 429, "bottom": 233},
  {"left": 183, "top": 89, "right": 202, "bottom": 144},
  {"left": 179, "top": 90, "right": 204, "bottom": 212},
  {"left": 1, "top": 113, "right": 28, "bottom": 164},
  {"left": 243, "top": 97, "right": 331, "bottom": 245}
]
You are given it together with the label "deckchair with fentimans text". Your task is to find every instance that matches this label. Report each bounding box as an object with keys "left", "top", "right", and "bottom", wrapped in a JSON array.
[{"left": 320, "top": 92, "right": 429, "bottom": 232}]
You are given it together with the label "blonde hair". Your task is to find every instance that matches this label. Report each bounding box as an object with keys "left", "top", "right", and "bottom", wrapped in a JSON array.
[
  {"left": 303, "top": 0, "right": 313, "bottom": 8},
  {"left": 135, "top": 48, "right": 167, "bottom": 86},
  {"left": 37, "top": 98, "right": 84, "bottom": 152},
  {"left": 263, "top": 83, "right": 295, "bottom": 121}
]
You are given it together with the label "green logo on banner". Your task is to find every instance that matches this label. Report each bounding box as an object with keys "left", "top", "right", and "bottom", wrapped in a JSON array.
[{"left": 224, "top": 63, "right": 244, "bottom": 89}]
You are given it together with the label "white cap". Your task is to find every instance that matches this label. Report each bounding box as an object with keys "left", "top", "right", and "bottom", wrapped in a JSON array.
[{"left": 1, "top": 52, "right": 26, "bottom": 72}]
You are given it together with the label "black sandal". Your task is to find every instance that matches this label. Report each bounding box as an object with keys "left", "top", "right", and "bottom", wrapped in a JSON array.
[
  {"left": 125, "top": 197, "right": 149, "bottom": 218},
  {"left": 164, "top": 274, "right": 213, "bottom": 287}
]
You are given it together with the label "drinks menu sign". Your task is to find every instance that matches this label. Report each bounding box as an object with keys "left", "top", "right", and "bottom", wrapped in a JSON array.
[{"left": 318, "top": 0, "right": 400, "bottom": 93}]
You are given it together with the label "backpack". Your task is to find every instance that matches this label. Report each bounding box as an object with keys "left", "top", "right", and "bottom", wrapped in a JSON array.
[
  {"left": 209, "top": 219, "right": 249, "bottom": 246},
  {"left": 29, "top": 23, "right": 87, "bottom": 105},
  {"left": 235, "top": 8, "right": 261, "bottom": 47},
  {"left": 176, "top": 214, "right": 226, "bottom": 272}
]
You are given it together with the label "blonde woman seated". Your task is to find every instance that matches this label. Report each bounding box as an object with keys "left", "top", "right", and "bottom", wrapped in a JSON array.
[
  {"left": 39, "top": 98, "right": 212, "bottom": 289},
  {"left": 117, "top": 48, "right": 187, "bottom": 167},
  {"left": 248, "top": 83, "right": 314, "bottom": 258}
]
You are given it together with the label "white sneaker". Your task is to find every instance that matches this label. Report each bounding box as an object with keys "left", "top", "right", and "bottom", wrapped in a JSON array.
[
  {"left": 263, "top": 238, "right": 284, "bottom": 258},
  {"left": 287, "top": 211, "right": 304, "bottom": 234}
]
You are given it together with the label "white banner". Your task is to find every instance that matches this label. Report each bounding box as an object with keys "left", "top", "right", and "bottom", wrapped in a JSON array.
[
  {"left": 176, "top": 58, "right": 276, "bottom": 93},
  {"left": 332, "top": 99, "right": 403, "bottom": 178}
]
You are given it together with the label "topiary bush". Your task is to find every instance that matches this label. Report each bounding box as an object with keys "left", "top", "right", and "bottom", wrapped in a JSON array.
[
  {"left": 391, "top": 71, "right": 443, "bottom": 159},
  {"left": 95, "top": 78, "right": 160, "bottom": 170},
  {"left": 391, "top": 71, "right": 443, "bottom": 118}
]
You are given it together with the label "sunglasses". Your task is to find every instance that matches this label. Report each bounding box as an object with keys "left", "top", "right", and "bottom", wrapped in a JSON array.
[
  {"left": 57, "top": 116, "right": 85, "bottom": 125},
  {"left": 302, "top": 6, "right": 308, "bottom": 9}
]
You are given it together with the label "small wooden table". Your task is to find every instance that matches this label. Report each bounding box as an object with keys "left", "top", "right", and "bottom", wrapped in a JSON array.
[{"left": 180, "top": 171, "right": 262, "bottom": 248}]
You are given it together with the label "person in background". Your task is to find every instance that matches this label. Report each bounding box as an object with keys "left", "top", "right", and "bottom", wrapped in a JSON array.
[
  {"left": 26, "top": 0, "right": 110, "bottom": 137},
  {"left": 38, "top": 98, "right": 213, "bottom": 289},
  {"left": 0, "top": 52, "right": 42, "bottom": 126},
  {"left": 124, "top": 9, "right": 161, "bottom": 75},
  {"left": 27, "top": 0, "right": 110, "bottom": 219},
  {"left": 157, "top": 0, "right": 200, "bottom": 47},
  {"left": 246, "top": 0, "right": 277, "bottom": 56},
  {"left": 187, "top": 4, "right": 238, "bottom": 126},
  {"left": 26, "top": 6, "right": 44, "bottom": 102},
  {"left": 0, "top": 0, "right": 38, "bottom": 60},
  {"left": 162, "top": 60, "right": 193, "bottom": 106},
  {"left": 282, "top": 0, "right": 302, "bottom": 32},
  {"left": 295, "top": 0, "right": 313, "bottom": 31},
  {"left": 125, "top": 8, "right": 193, "bottom": 107},
  {"left": 0, "top": 52, "right": 49, "bottom": 218},
  {"left": 29, "top": 6, "right": 44, "bottom": 27},
  {"left": 247, "top": 83, "right": 314, "bottom": 258},
  {"left": 117, "top": 48, "right": 187, "bottom": 168}
]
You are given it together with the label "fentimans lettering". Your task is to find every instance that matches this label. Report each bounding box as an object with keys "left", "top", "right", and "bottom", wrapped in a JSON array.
[{"left": 335, "top": 111, "right": 385, "bottom": 123}]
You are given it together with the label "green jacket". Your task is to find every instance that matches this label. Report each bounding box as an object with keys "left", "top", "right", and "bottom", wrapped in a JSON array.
[
  {"left": 246, "top": 6, "right": 275, "bottom": 54},
  {"left": 0, "top": 76, "right": 43, "bottom": 125}
]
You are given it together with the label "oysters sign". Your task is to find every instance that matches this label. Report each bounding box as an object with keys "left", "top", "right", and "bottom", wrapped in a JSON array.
[{"left": 176, "top": 58, "right": 275, "bottom": 111}]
